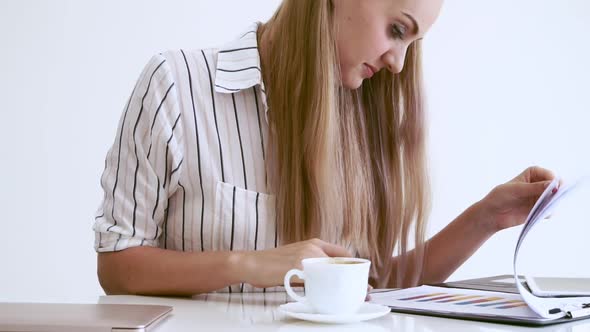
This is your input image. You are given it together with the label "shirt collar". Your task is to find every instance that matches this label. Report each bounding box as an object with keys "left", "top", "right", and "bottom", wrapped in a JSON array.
[{"left": 215, "top": 23, "right": 265, "bottom": 94}]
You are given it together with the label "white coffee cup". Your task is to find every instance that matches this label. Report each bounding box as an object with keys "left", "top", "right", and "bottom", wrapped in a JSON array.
[{"left": 284, "top": 257, "right": 371, "bottom": 315}]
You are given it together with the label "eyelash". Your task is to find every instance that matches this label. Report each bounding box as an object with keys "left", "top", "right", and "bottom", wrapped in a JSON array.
[{"left": 391, "top": 23, "right": 407, "bottom": 40}]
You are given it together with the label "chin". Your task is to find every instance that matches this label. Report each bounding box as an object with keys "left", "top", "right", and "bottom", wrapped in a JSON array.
[{"left": 341, "top": 74, "right": 363, "bottom": 90}]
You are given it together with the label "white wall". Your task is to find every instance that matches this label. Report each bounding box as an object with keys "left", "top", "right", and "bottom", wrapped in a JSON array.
[
  {"left": 424, "top": 0, "right": 590, "bottom": 281},
  {"left": 0, "top": 0, "right": 588, "bottom": 301}
]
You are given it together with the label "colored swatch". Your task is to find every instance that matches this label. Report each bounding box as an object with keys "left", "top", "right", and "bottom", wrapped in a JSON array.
[
  {"left": 399, "top": 293, "right": 445, "bottom": 301},
  {"left": 496, "top": 302, "right": 528, "bottom": 309},
  {"left": 456, "top": 297, "right": 503, "bottom": 305},
  {"left": 477, "top": 300, "right": 523, "bottom": 307},
  {"left": 398, "top": 292, "right": 527, "bottom": 310}
]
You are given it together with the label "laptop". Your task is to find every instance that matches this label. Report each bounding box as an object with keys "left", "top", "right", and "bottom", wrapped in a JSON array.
[{"left": 0, "top": 303, "right": 172, "bottom": 332}]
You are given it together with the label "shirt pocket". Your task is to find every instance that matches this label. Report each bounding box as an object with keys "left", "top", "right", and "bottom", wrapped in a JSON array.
[
  {"left": 212, "top": 180, "right": 304, "bottom": 294},
  {"left": 212, "top": 180, "right": 276, "bottom": 254}
]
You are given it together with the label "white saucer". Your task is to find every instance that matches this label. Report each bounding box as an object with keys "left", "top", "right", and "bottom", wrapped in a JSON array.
[{"left": 278, "top": 302, "right": 390, "bottom": 324}]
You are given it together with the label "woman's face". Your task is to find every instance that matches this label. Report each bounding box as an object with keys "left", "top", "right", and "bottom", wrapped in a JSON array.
[{"left": 333, "top": 0, "right": 443, "bottom": 89}]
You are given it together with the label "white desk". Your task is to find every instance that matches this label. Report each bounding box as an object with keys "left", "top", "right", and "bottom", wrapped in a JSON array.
[{"left": 91, "top": 292, "right": 590, "bottom": 331}]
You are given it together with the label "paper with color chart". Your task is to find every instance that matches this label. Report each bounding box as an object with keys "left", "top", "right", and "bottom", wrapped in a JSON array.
[
  {"left": 370, "top": 285, "right": 555, "bottom": 322},
  {"left": 371, "top": 176, "right": 590, "bottom": 321},
  {"left": 513, "top": 177, "right": 590, "bottom": 319}
]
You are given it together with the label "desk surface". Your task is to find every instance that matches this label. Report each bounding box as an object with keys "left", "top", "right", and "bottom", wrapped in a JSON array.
[{"left": 85, "top": 292, "right": 590, "bottom": 332}]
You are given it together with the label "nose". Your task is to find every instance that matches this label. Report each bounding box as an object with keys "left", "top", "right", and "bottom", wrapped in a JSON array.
[{"left": 383, "top": 47, "right": 407, "bottom": 74}]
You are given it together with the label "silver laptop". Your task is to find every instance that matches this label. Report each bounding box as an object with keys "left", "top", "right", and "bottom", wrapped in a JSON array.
[{"left": 0, "top": 303, "right": 172, "bottom": 332}]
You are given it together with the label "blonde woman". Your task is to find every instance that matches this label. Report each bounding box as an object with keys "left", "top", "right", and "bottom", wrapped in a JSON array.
[{"left": 93, "top": 0, "right": 554, "bottom": 296}]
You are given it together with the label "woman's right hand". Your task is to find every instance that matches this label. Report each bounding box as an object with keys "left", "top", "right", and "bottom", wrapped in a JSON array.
[{"left": 238, "top": 238, "right": 352, "bottom": 289}]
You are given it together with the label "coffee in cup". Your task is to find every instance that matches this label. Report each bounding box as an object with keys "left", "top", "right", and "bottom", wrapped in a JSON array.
[{"left": 284, "top": 257, "right": 371, "bottom": 314}]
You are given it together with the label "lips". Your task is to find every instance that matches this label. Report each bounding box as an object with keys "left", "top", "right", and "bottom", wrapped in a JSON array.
[{"left": 364, "top": 63, "right": 378, "bottom": 78}]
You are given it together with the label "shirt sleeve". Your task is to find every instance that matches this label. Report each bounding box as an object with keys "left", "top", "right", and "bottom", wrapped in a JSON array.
[{"left": 93, "top": 53, "right": 185, "bottom": 252}]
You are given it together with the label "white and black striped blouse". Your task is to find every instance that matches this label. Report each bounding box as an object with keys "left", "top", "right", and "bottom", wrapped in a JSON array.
[{"left": 93, "top": 23, "right": 281, "bottom": 292}]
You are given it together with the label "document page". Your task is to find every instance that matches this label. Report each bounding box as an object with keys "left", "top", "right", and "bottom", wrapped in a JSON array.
[
  {"left": 370, "top": 176, "right": 590, "bottom": 323},
  {"left": 513, "top": 177, "right": 590, "bottom": 319},
  {"left": 370, "top": 285, "right": 553, "bottom": 322}
]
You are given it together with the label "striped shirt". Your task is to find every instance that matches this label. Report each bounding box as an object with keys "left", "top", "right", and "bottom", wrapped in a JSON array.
[{"left": 93, "top": 23, "right": 282, "bottom": 293}]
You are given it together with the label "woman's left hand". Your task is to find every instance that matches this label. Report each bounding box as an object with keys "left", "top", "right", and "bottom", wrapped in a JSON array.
[{"left": 481, "top": 166, "right": 556, "bottom": 232}]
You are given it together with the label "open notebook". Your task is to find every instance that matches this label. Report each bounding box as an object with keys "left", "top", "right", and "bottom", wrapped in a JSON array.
[{"left": 370, "top": 177, "right": 590, "bottom": 326}]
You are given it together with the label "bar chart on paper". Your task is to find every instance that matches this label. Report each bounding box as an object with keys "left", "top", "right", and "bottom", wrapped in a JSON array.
[
  {"left": 370, "top": 285, "right": 548, "bottom": 320},
  {"left": 399, "top": 291, "right": 527, "bottom": 309}
]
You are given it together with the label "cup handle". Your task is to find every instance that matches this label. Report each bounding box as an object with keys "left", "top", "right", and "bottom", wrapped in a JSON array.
[{"left": 284, "top": 269, "right": 306, "bottom": 304}]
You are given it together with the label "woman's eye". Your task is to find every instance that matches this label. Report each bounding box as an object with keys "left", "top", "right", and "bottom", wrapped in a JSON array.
[{"left": 391, "top": 23, "right": 407, "bottom": 40}]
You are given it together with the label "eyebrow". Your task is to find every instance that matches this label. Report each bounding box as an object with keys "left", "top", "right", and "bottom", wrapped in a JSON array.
[{"left": 402, "top": 11, "right": 420, "bottom": 35}]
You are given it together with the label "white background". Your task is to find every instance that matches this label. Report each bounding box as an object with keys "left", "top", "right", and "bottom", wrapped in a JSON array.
[{"left": 0, "top": 0, "right": 588, "bottom": 301}]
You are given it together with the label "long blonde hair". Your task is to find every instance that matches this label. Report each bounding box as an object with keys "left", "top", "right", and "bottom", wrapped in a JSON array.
[{"left": 260, "top": 0, "right": 430, "bottom": 288}]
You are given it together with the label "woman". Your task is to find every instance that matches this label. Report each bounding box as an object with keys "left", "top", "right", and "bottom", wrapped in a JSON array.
[{"left": 93, "top": 0, "right": 554, "bottom": 296}]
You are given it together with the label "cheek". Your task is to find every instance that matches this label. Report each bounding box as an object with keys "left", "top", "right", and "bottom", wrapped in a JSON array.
[
  {"left": 337, "top": 45, "right": 356, "bottom": 75},
  {"left": 363, "top": 33, "right": 391, "bottom": 63},
  {"left": 337, "top": 40, "right": 369, "bottom": 73},
  {"left": 337, "top": 49, "right": 362, "bottom": 88},
  {"left": 339, "top": 32, "right": 390, "bottom": 70},
  {"left": 333, "top": 17, "right": 390, "bottom": 87},
  {"left": 335, "top": 28, "right": 369, "bottom": 73}
]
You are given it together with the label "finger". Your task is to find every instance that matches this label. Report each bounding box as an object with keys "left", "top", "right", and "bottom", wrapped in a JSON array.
[
  {"left": 318, "top": 241, "right": 352, "bottom": 258},
  {"left": 365, "top": 285, "right": 374, "bottom": 301},
  {"left": 527, "top": 166, "right": 556, "bottom": 183},
  {"left": 512, "top": 181, "right": 551, "bottom": 198},
  {"left": 512, "top": 166, "right": 554, "bottom": 183}
]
